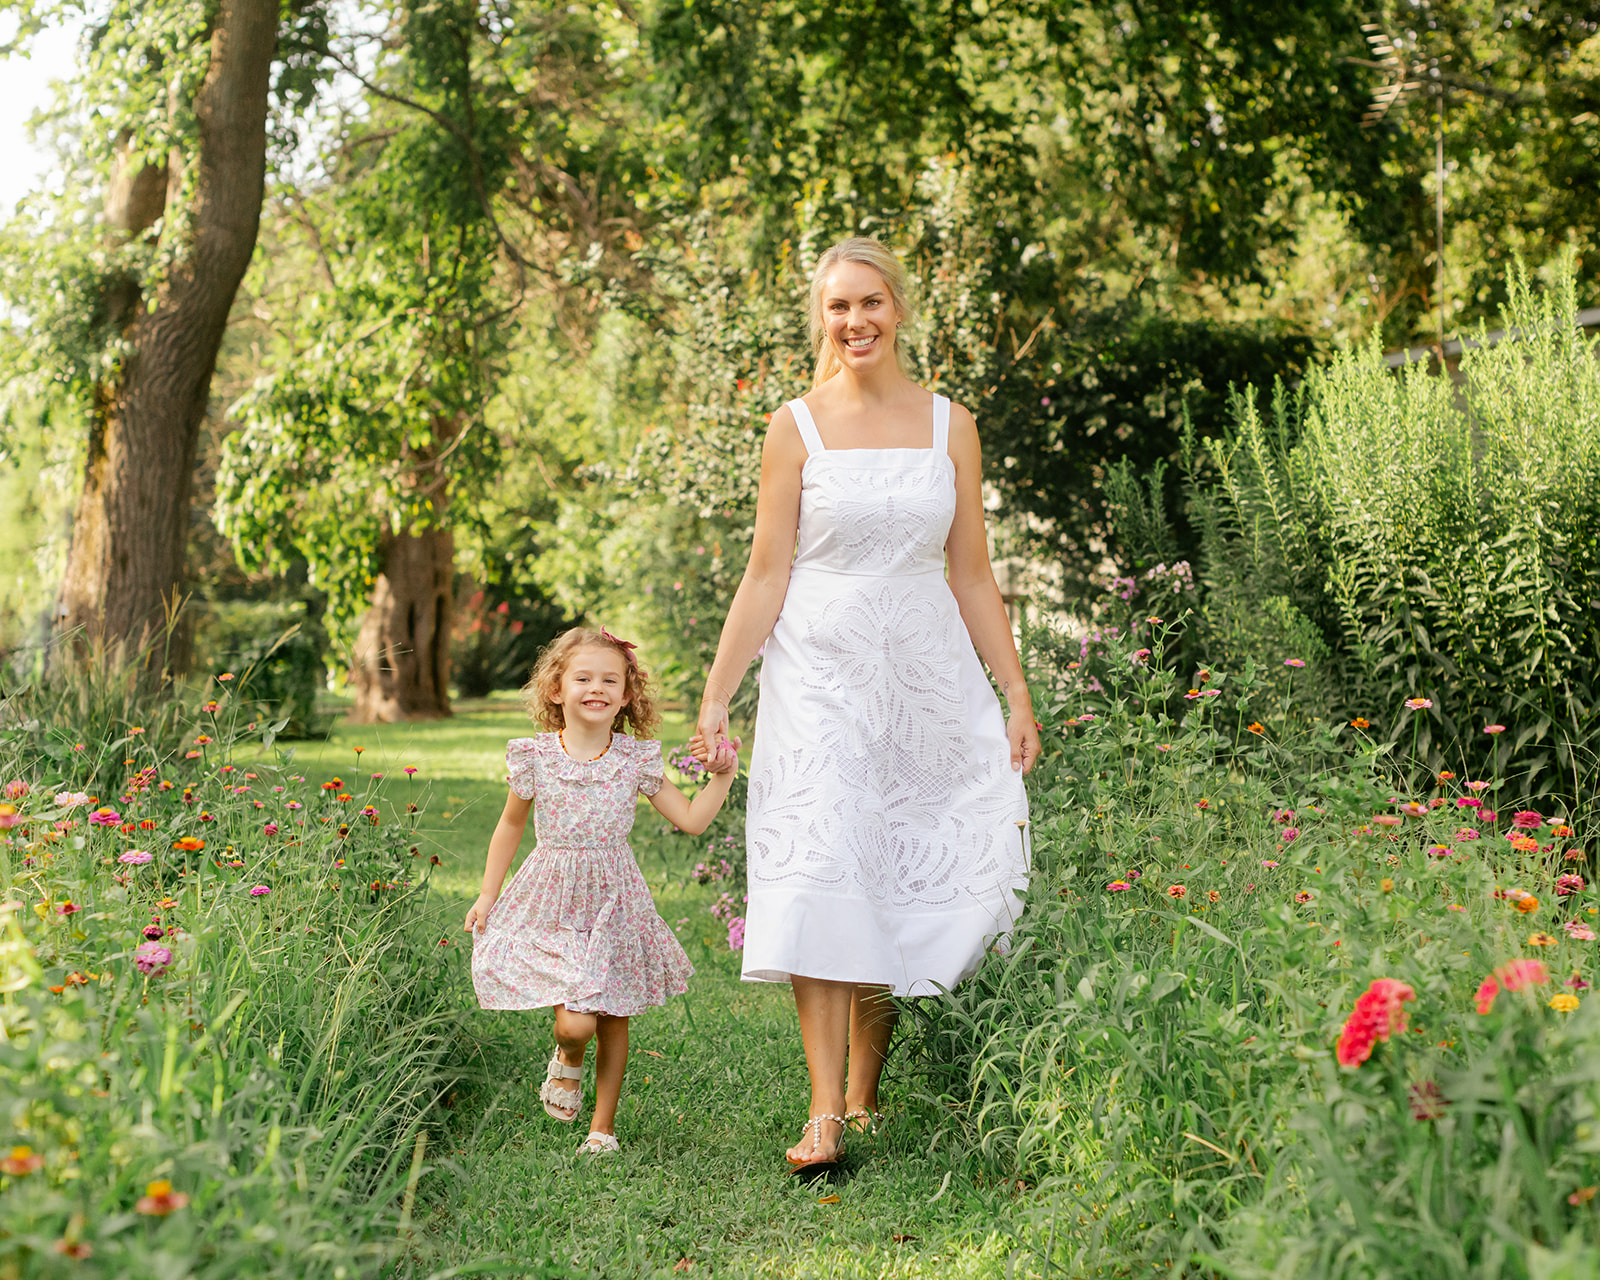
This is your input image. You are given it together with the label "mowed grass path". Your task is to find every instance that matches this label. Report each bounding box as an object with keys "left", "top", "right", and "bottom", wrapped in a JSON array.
[{"left": 290, "top": 699, "right": 1024, "bottom": 1279}]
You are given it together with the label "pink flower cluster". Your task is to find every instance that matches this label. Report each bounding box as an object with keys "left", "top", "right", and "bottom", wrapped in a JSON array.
[
  {"left": 1475, "top": 959, "right": 1550, "bottom": 1015},
  {"left": 1336, "top": 978, "right": 1415, "bottom": 1068},
  {"left": 726, "top": 916, "right": 746, "bottom": 951}
]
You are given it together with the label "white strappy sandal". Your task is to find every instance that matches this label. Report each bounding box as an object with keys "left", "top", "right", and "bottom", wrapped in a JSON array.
[
  {"left": 540, "top": 1051, "right": 583, "bottom": 1122},
  {"left": 576, "top": 1131, "right": 620, "bottom": 1156},
  {"left": 786, "top": 1112, "right": 845, "bottom": 1179}
]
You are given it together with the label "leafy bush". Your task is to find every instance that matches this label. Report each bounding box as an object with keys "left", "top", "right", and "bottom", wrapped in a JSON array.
[
  {"left": 0, "top": 678, "right": 468, "bottom": 1276},
  {"left": 1108, "top": 258, "right": 1600, "bottom": 802},
  {"left": 910, "top": 619, "right": 1600, "bottom": 1277},
  {"left": 192, "top": 599, "right": 328, "bottom": 738}
]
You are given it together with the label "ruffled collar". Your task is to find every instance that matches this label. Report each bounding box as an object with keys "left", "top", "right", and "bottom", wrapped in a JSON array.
[{"left": 540, "top": 731, "right": 629, "bottom": 783}]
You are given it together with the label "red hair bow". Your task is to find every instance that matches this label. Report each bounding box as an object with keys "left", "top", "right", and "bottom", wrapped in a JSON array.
[{"left": 600, "top": 629, "right": 638, "bottom": 665}]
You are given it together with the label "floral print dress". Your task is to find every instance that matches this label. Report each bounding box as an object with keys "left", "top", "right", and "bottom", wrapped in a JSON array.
[{"left": 470, "top": 733, "right": 693, "bottom": 1016}]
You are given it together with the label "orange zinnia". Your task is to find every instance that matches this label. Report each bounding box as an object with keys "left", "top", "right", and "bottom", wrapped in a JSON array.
[{"left": 172, "top": 837, "right": 205, "bottom": 852}]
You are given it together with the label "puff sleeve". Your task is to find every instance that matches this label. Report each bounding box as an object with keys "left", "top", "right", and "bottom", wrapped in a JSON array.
[
  {"left": 635, "top": 738, "right": 665, "bottom": 797},
  {"left": 506, "top": 737, "right": 538, "bottom": 801}
]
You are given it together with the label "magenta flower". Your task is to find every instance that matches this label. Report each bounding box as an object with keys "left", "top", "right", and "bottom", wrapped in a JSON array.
[
  {"left": 404, "top": 766, "right": 418, "bottom": 776},
  {"left": 87, "top": 808, "right": 122, "bottom": 827},
  {"left": 726, "top": 915, "right": 746, "bottom": 952},
  {"left": 1562, "top": 921, "right": 1596, "bottom": 942},
  {"left": 249, "top": 885, "right": 271, "bottom": 897},
  {"left": 1484, "top": 724, "right": 1506, "bottom": 735},
  {"left": 1398, "top": 802, "right": 1429, "bottom": 818},
  {"left": 285, "top": 801, "right": 303, "bottom": 811},
  {"left": 1404, "top": 697, "right": 1433, "bottom": 711},
  {"left": 1284, "top": 658, "right": 1306, "bottom": 668},
  {"left": 263, "top": 822, "right": 279, "bottom": 837},
  {"left": 1556, "top": 874, "right": 1585, "bottom": 897},
  {"left": 1455, "top": 828, "right": 1480, "bottom": 841},
  {"left": 142, "top": 924, "right": 164, "bottom": 940},
  {"left": 1261, "top": 860, "right": 1281, "bottom": 869},
  {"left": 1281, "top": 828, "right": 1300, "bottom": 843},
  {"left": 1512, "top": 811, "right": 1544, "bottom": 830},
  {"left": 1131, "top": 648, "right": 1151, "bottom": 663},
  {"left": 3, "top": 780, "right": 27, "bottom": 800},
  {"left": 1481, "top": 810, "right": 1498, "bottom": 824},
  {"left": 1466, "top": 780, "right": 1491, "bottom": 791},
  {"left": 1457, "top": 797, "right": 1482, "bottom": 809},
  {"left": 133, "top": 943, "right": 173, "bottom": 976},
  {"left": 1427, "top": 845, "right": 1453, "bottom": 859},
  {"left": 1107, "top": 880, "right": 1133, "bottom": 892},
  {"left": 118, "top": 850, "right": 153, "bottom": 865}
]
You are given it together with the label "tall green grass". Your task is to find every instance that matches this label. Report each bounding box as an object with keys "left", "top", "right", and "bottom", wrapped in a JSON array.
[
  {"left": 1107, "top": 256, "right": 1600, "bottom": 802},
  {"left": 0, "top": 657, "right": 475, "bottom": 1276},
  {"left": 911, "top": 618, "right": 1600, "bottom": 1277}
]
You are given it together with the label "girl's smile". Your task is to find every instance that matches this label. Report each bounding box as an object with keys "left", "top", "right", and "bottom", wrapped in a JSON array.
[{"left": 557, "top": 647, "right": 630, "bottom": 743}]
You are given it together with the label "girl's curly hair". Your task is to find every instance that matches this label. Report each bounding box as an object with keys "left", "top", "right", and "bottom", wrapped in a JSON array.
[{"left": 521, "top": 628, "right": 660, "bottom": 737}]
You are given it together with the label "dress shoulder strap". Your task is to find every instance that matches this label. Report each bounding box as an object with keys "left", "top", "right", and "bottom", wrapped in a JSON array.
[
  {"left": 786, "top": 398, "right": 826, "bottom": 457},
  {"left": 932, "top": 394, "right": 951, "bottom": 455}
]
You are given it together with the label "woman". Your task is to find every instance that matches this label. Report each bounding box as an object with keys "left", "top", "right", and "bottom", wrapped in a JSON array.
[{"left": 696, "top": 236, "right": 1037, "bottom": 1174}]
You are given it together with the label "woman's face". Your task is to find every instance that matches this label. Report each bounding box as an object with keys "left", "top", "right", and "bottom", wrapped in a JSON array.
[{"left": 821, "top": 261, "right": 899, "bottom": 374}]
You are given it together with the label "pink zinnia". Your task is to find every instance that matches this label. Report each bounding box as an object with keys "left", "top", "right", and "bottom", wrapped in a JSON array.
[
  {"left": 1484, "top": 724, "right": 1506, "bottom": 735},
  {"left": 1512, "top": 811, "right": 1544, "bottom": 830},
  {"left": 1281, "top": 828, "right": 1300, "bottom": 843},
  {"left": 133, "top": 943, "right": 173, "bottom": 976},
  {"left": 1466, "top": 780, "right": 1490, "bottom": 791},
  {"left": 1563, "top": 922, "right": 1596, "bottom": 942},
  {"left": 1557, "top": 874, "right": 1585, "bottom": 897},
  {"left": 1477, "top": 959, "right": 1551, "bottom": 1014},
  {"left": 1457, "top": 797, "right": 1482, "bottom": 809},
  {"left": 1106, "top": 880, "right": 1132, "bottom": 892},
  {"left": 1336, "top": 978, "right": 1415, "bottom": 1067}
]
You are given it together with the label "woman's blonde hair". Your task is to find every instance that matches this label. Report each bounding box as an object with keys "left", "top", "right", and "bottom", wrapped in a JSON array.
[
  {"left": 520, "top": 627, "right": 660, "bottom": 737},
  {"left": 808, "top": 236, "right": 916, "bottom": 389}
]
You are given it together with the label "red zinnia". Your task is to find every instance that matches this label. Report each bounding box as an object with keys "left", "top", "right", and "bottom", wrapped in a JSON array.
[{"left": 1336, "top": 978, "right": 1415, "bottom": 1067}]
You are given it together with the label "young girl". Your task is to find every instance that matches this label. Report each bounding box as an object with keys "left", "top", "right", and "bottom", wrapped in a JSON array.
[{"left": 466, "top": 627, "right": 736, "bottom": 1156}]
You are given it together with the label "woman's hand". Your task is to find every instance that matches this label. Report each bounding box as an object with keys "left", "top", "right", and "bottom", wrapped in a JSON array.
[
  {"left": 688, "top": 731, "right": 742, "bottom": 774},
  {"left": 696, "top": 701, "right": 735, "bottom": 771},
  {"left": 463, "top": 892, "right": 497, "bottom": 935},
  {"left": 1008, "top": 707, "right": 1042, "bottom": 775}
]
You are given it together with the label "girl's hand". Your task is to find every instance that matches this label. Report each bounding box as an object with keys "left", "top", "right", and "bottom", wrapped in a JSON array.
[
  {"left": 688, "top": 732, "right": 740, "bottom": 774},
  {"left": 1008, "top": 708, "right": 1041, "bottom": 775},
  {"left": 463, "top": 892, "right": 497, "bottom": 934},
  {"left": 696, "top": 700, "right": 731, "bottom": 768}
]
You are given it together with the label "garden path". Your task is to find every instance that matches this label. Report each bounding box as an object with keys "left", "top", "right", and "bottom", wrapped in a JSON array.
[{"left": 290, "top": 698, "right": 1023, "bottom": 1278}]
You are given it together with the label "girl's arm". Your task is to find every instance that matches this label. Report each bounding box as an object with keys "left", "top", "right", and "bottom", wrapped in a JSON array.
[
  {"left": 464, "top": 790, "right": 533, "bottom": 933},
  {"left": 646, "top": 769, "right": 736, "bottom": 836},
  {"left": 694, "top": 407, "right": 808, "bottom": 762},
  {"left": 944, "top": 402, "right": 1040, "bottom": 774}
]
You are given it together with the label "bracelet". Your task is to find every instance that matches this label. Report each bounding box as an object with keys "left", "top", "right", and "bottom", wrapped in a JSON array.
[{"left": 700, "top": 677, "right": 736, "bottom": 706}]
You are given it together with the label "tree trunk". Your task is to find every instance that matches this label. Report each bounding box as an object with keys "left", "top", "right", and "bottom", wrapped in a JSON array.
[
  {"left": 56, "top": 0, "right": 278, "bottom": 656},
  {"left": 350, "top": 528, "right": 455, "bottom": 722}
]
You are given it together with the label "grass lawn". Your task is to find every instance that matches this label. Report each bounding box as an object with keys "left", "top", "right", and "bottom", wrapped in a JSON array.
[{"left": 291, "top": 700, "right": 1025, "bottom": 1279}]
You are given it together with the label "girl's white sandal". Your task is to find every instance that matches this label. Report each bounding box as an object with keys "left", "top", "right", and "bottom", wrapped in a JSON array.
[
  {"left": 576, "top": 1131, "right": 620, "bottom": 1156},
  {"left": 540, "top": 1051, "right": 583, "bottom": 1122}
]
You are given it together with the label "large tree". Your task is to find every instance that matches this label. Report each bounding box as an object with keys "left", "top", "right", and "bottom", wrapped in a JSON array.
[{"left": 0, "top": 0, "right": 331, "bottom": 654}]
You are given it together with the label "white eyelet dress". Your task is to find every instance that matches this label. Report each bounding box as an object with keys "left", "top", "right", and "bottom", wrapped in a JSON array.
[
  {"left": 471, "top": 733, "right": 693, "bottom": 1016},
  {"left": 741, "top": 394, "right": 1030, "bottom": 997}
]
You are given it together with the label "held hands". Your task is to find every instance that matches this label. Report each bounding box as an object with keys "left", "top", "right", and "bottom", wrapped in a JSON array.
[
  {"left": 463, "top": 892, "right": 497, "bottom": 935},
  {"left": 688, "top": 731, "right": 742, "bottom": 775}
]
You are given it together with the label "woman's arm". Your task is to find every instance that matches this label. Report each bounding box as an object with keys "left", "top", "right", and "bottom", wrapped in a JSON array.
[
  {"left": 694, "top": 406, "right": 808, "bottom": 757},
  {"left": 944, "top": 402, "right": 1041, "bottom": 774},
  {"left": 463, "top": 790, "right": 533, "bottom": 933},
  {"left": 647, "top": 769, "right": 736, "bottom": 836}
]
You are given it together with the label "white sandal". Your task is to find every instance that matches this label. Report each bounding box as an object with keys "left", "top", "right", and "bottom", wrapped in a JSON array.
[
  {"left": 540, "top": 1051, "right": 583, "bottom": 1122},
  {"left": 786, "top": 1113, "right": 845, "bottom": 1178},
  {"left": 576, "top": 1131, "right": 620, "bottom": 1156}
]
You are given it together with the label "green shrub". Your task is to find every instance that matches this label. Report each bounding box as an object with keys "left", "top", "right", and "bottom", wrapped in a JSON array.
[
  {"left": 1107, "top": 257, "right": 1600, "bottom": 803},
  {"left": 192, "top": 599, "right": 328, "bottom": 739},
  {"left": 0, "top": 683, "right": 469, "bottom": 1276},
  {"left": 910, "top": 622, "right": 1600, "bottom": 1277}
]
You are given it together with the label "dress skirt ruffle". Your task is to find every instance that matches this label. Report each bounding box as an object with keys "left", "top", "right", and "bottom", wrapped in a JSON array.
[{"left": 471, "top": 839, "right": 692, "bottom": 1017}]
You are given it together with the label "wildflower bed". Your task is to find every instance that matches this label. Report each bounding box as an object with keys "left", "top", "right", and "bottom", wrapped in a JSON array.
[
  {"left": 912, "top": 628, "right": 1600, "bottom": 1278},
  {"left": 0, "top": 683, "right": 471, "bottom": 1277}
]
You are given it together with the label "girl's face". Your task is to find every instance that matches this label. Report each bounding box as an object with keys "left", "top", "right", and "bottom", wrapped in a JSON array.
[
  {"left": 821, "top": 261, "right": 899, "bottom": 374},
  {"left": 555, "top": 646, "right": 630, "bottom": 730}
]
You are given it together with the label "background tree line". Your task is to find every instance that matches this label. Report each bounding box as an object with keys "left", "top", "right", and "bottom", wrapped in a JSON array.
[{"left": 0, "top": 0, "right": 1596, "bottom": 721}]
